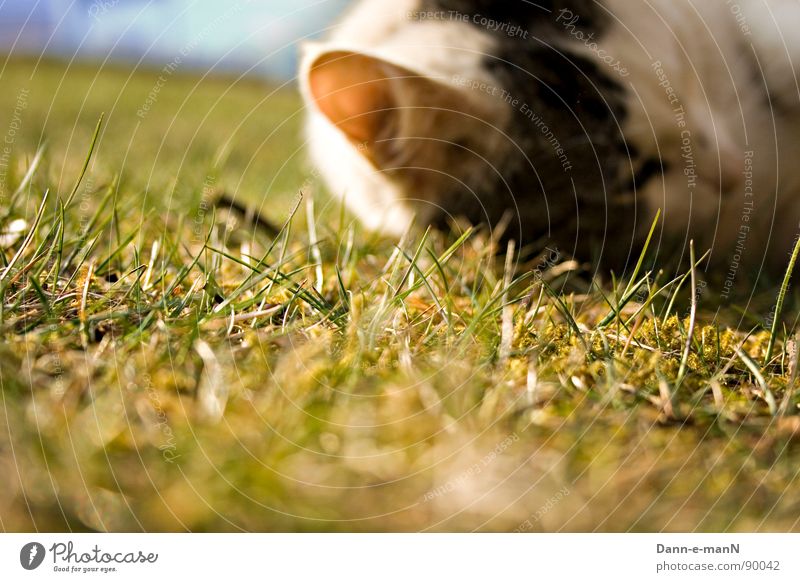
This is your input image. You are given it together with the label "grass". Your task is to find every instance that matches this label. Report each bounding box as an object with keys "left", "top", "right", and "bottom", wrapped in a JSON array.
[{"left": 1, "top": 57, "right": 800, "bottom": 532}]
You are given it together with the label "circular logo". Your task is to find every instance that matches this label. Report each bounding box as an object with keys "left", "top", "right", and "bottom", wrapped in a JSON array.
[{"left": 19, "top": 542, "right": 46, "bottom": 570}]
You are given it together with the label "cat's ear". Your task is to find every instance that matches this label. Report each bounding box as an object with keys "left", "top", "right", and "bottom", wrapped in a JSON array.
[
  {"left": 303, "top": 50, "right": 399, "bottom": 145},
  {"left": 301, "top": 49, "right": 500, "bottom": 153}
]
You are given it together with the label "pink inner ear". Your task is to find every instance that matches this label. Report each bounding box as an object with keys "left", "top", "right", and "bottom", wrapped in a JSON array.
[{"left": 308, "top": 51, "right": 395, "bottom": 144}]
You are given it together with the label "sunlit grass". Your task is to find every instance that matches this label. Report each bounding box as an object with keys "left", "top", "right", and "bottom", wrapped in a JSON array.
[{"left": 1, "top": 58, "right": 799, "bottom": 533}]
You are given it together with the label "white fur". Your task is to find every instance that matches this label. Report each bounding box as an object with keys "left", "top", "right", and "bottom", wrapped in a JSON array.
[{"left": 594, "top": 0, "right": 800, "bottom": 265}]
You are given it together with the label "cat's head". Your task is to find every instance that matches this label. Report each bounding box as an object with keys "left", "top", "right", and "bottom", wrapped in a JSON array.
[
  {"left": 298, "top": 3, "right": 645, "bottom": 260},
  {"left": 299, "top": 36, "right": 512, "bottom": 237}
]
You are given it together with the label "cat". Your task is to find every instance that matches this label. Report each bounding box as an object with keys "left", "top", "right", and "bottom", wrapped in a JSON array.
[{"left": 300, "top": 0, "right": 800, "bottom": 273}]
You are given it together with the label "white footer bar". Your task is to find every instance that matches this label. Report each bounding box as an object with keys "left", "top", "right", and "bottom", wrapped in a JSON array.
[{"left": 1, "top": 534, "right": 797, "bottom": 581}]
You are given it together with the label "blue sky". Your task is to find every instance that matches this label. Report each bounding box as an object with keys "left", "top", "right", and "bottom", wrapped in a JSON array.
[{"left": 0, "top": 0, "right": 350, "bottom": 78}]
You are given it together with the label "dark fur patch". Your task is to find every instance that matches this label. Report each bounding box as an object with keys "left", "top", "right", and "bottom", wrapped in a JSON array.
[{"left": 422, "top": 0, "right": 638, "bottom": 265}]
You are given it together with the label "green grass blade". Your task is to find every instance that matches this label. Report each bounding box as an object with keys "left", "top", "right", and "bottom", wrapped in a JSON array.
[{"left": 764, "top": 232, "right": 800, "bottom": 365}]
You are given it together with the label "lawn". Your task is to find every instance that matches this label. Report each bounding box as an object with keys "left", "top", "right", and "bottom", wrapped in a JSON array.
[{"left": 1, "top": 57, "right": 799, "bottom": 532}]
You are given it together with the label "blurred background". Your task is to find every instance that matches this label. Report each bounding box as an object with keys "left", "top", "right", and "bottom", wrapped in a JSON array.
[
  {"left": 1, "top": 0, "right": 350, "bottom": 79},
  {"left": 0, "top": 0, "right": 356, "bottom": 222}
]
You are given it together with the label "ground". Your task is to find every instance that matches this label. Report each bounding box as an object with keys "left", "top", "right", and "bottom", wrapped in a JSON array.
[{"left": 1, "top": 58, "right": 799, "bottom": 532}]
